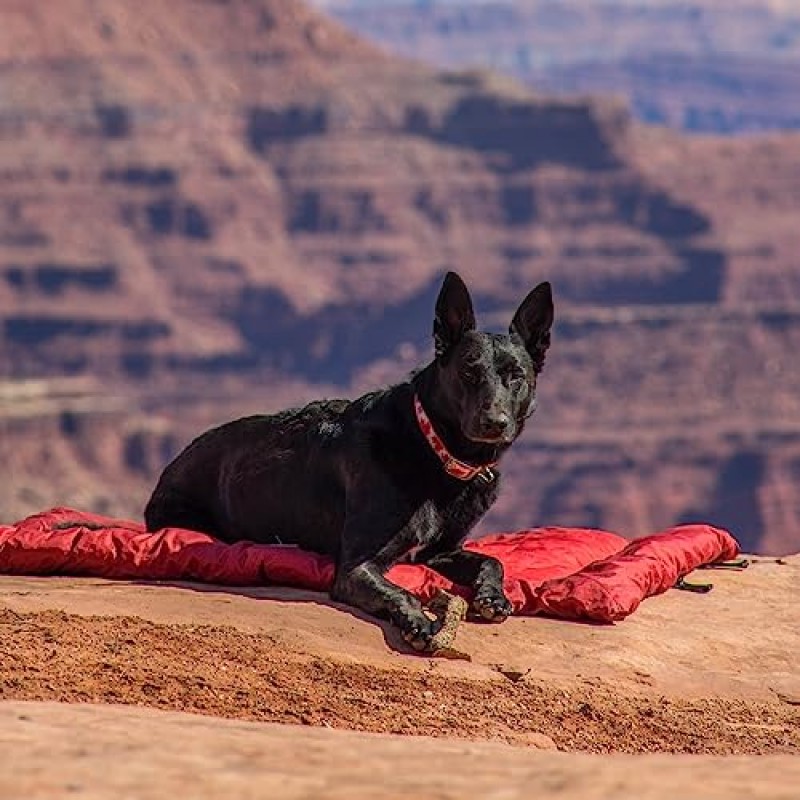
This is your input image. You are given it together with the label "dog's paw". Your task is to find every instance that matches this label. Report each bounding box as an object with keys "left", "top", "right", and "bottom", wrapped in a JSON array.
[
  {"left": 472, "top": 590, "right": 513, "bottom": 622},
  {"left": 399, "top": 615, "right": 443, "bottom": 652}
]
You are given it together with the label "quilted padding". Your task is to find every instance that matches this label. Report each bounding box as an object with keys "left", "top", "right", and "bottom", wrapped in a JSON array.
[{"left": 0, "top": 508, "right": 738, "bottom": 623}]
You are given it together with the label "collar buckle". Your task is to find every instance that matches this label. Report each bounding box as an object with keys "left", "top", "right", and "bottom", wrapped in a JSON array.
[{"left": 476, "top": 466, "right": 497, "bottom": 485}]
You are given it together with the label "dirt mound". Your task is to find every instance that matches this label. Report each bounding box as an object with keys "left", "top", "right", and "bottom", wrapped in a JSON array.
[{"left": 2, "top": 607, "right": 798, "bottom": 755}]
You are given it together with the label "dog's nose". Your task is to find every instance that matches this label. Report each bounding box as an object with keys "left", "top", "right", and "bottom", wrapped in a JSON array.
[{"left": 482, "top": 412, "right": 511, "bottom": 438}]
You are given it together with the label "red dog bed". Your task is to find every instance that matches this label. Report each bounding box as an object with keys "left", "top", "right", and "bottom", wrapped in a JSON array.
[{"left": 0, "top": 507, "right": 738, "bottom": 623}]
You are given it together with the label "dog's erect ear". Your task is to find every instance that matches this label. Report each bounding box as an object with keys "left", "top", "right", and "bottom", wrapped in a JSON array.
[
  {"left": 510, "top": 281, "right": 554, "bottom": 371},
  {"left": 434, "top": 271, "right": 476, "bottom": 357}
]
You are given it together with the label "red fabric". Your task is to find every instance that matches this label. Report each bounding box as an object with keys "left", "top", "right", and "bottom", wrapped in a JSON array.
[
  {"left": 0, "top": 507, "right": 738, "bottom": 623},
  {"left": 532, "top": 525, "right": 739, "bottom": 621}
]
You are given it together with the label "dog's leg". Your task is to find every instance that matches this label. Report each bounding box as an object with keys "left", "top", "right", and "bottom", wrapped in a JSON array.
[
  {"left": 415, "top": 488, "right": 513, "bottom": 622},
  {"left": 332, "top": 561, "right": 442, "bottom": 650},
  {"left": 421, "top": 549, "right": 513, "bottom": 622},
  {"left": 332, "top": 478, "right": 447, "bottom": 650}
]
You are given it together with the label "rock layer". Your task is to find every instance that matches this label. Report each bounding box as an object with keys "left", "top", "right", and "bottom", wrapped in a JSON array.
[{"left": 1, "top": 1, "right": 799, "bottom": 552}]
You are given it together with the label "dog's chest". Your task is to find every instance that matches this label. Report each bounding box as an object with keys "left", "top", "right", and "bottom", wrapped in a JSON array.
[
  {"left": 407, "top": 501, "right": 445, "bottom": 550},
  {"left": 406, "top": 481, "right": 494, "bottom": 553}
]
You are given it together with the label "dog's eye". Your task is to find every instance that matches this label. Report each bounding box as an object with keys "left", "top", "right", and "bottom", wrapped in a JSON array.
[
  {"left": 460, "top": 368, "right": 479, "bottom": 385},
  {"left": 505, "top": 370, "right": 525, "bottom": 386}
]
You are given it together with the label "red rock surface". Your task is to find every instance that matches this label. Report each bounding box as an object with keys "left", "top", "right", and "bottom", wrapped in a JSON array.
[
  {"left": 4, "top": 702, "right": 798, "bottom": 800},
  {"left": 1, "top": 0, "right": 800, "bottom": 553},
  {"left": 0, "top": 555, "right": 798, "bottom": 797},
  {"left": 0, "top": 555, "right": 798, "bottom": 751}
]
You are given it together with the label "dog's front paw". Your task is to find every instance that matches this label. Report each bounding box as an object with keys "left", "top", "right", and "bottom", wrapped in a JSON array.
[
  {"left": 398, "top": 613, "right": 443, "bottom": 652},
  {"left": 472, "top": 589, "right": 513, "bottom": 622}
]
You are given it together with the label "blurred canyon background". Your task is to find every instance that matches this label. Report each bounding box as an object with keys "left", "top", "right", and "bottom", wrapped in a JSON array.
[{"left": 1, "top": 0, "right": 799, "bottom": 554}]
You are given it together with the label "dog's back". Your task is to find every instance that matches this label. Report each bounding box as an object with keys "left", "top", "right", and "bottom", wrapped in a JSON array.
[{"left": 144, "top": 396, "right": 358, "bottom": 555}]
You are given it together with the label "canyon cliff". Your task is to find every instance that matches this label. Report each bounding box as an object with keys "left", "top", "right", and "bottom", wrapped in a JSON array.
[{"left": 1, "top": 0, "right": 799, "bottom": 553}]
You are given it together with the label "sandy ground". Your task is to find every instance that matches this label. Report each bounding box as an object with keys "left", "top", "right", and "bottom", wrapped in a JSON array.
[
  {"left": 0, "top": 555, "right": 798, "bottom": 796},
  {"left": 2, "top": 701, "right": 799, "bottom": 800}
]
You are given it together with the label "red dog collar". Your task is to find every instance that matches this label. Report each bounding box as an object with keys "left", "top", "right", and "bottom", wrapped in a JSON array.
[{"left": 413, "top": 394, "right": 498, "bottom": 483}]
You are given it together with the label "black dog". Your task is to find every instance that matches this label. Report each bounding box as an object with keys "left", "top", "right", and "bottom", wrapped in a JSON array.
[{"left": 145, "top": 272, "right": 553, "bottom": 649}]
